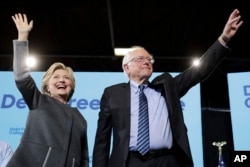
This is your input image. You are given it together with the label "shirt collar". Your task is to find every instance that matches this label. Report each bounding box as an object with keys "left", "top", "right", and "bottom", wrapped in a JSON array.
[{"left": 130, "top": 80, "right": 148, "bottom": 93}]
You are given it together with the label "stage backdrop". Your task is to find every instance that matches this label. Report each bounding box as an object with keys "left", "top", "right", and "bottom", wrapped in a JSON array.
[
  {"left": 0, "top": 71, "right": 202, "bottom": 166},
  {"left": 227, "top": 71, "right": 250, "bottom": 151}
]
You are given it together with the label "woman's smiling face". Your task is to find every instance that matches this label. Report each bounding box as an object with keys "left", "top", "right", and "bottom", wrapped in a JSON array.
[{"left": 47, "top": 69, "right": 73, "bottom": 103}]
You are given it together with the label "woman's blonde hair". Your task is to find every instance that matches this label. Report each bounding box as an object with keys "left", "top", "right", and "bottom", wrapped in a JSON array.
[{"left": 41, "top": 62, "right": 75, "bottom": 101}]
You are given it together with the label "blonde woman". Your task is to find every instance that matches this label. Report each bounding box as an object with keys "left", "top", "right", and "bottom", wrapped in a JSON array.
[{"left": 7, "top": 13, "right": 89, "bottom": 167}]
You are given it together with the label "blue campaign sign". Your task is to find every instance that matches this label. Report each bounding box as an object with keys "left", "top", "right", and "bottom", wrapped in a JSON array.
[
  {"left": 227, "top": 72, "right": 250, "bottom": 151},
  {"left": 0, "top": 71, "right": 202, "bottom": 166}
]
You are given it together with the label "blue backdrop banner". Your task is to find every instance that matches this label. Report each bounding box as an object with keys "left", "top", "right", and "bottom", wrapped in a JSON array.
[{"left": 0, "top": 71, "right": 202, "bottom": 166}]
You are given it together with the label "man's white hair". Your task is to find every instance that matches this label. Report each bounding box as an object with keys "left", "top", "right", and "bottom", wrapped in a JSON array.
[{"left": 122, "top": 46, "right": 145, "bottom": 66}]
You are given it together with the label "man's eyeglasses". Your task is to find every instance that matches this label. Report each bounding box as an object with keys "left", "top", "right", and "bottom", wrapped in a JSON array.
[{"left": 127, "top": 56, "right": 155, "bottom": 64}]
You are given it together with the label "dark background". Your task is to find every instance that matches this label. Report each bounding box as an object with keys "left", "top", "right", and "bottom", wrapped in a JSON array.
[
  {"left": 0, "top": 1, "right": 249, "bottom": 166},
  {"left": 0, "top": 0, "right": 249, "bottom": 72}
]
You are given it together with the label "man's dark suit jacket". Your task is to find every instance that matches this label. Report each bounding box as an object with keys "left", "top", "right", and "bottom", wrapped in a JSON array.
[{"left": 93, "top": 40, "right": 230, "bottom": 167}]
